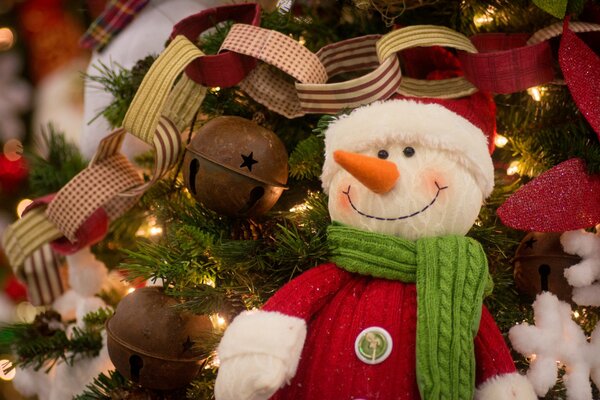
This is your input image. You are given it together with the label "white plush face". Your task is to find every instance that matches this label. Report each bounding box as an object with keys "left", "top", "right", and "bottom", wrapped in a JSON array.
[{"left": 328, "top": 142, "right": 484, "bottom": 240}]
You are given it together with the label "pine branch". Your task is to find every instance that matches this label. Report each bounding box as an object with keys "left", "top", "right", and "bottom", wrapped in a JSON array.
[
  {"left": 0, "top": 309, "right": 111, "bottom": 371},
  {"left": 85, "top": 56, "right": 156, "bottom": 128},
  {"left": 27, "top": 126, "right": 87, "bottom": 198},
  {"left": 74, "top": 370, "right": 136, "bottom": 400},
  {"left": 186, "top": 369, "right": 217, "bottom": 400},
  {"left": 289, "top": 135, "right": 325, "bottom": 180}
]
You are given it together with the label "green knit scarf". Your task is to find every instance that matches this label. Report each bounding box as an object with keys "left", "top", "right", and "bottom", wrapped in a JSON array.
[{"left": 327, "top": 223, "right": 493, "bottom": 400}]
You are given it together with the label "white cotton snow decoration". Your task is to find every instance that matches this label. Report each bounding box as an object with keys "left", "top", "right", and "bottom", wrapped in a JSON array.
[
  {"left": 509, "top": 292, "right": 600, "bottom": 400},
  {"left": 48, "top": 335, "right": 112, "bottom": 400},
  {"left": 14, "top": 247, "right": 115, "bottom": 400},
  {"left": 561, "top": 230, "right": 600, "bottom": 306}
]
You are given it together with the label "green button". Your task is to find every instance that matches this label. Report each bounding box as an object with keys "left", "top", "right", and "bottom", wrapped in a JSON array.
[{"left": 354, "top": 327, "right": 393, "bottom": 364}]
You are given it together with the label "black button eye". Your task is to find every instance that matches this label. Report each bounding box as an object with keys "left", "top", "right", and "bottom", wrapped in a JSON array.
[
  {"left": 377, "top": 150, "right": 389, "bottom": 159},
  {"left": 403, "top": 147, "right": 415, "bottom": 157}
]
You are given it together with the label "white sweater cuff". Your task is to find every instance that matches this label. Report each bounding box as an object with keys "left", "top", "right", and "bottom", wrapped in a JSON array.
[{"left": 218, "top": 310, "right": 307, "bottom": 377}]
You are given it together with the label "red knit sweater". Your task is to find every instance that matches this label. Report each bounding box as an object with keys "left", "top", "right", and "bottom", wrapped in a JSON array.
[{"left": 263, "top": 263, "right": 516, "bottom": 400}]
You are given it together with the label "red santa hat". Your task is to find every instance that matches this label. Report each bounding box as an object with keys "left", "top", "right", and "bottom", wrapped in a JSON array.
[{"left": 321, "top": 92, "right": 496, "bottom": 198}]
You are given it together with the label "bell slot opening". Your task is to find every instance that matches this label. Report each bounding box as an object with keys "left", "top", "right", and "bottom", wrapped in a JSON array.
[
  {"left": 538, "top": 264, "right": 551, "bottom": 292},
  {"left": 238, "top": 186, "right": 265, "bottom": 214},
  {"left": 189, "top": 159, "right": 200, "bottom": 195},
  {"left": 129, "top": 355, "right": 144, "bottom": 382}
]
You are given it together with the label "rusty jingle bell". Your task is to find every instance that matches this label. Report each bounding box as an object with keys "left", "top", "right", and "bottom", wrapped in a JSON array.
[
  {"left": 183, "top": 116, "right": 288, "bottom": 217},
  {"left": 513, "top": 231, "right": 581, "bottom": 304},
  {"left": 106, "top": 287, "right": 213, "bottom": 389}
]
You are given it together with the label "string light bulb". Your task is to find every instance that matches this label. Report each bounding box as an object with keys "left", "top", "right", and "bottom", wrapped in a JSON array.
[
  {"left": 16, "top": 199, "right": 32, "bottom": 218},
  {"left": 506, "top": 160, "right": 520, "bottom": 176},
  {"left": 0, "top": 27, "right": 14, "bottom": 51},
  {"left": 0, "top": 360, "right": 15, "bottom": 381},
  {"left": 473, "top": 6, "right": 496, "bottom": 27},
  {"left": 494, "top": 134, "right": 508, "bottom": 148},
  {"left": 527, "top": 86, "right": 545, "bottom": 102},
  {"left": 572, "top": 310, "right": 580, "bottom": 319}
]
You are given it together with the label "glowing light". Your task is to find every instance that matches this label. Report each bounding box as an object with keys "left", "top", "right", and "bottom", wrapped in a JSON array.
[
  {"left": 204, "top": 278, "right": 216, "bottom": 287},
  {"left": 573, "top": 310, "right": 580, "bottom": 319},
  {"left": 289, "top": 202, "right": 312, "bottom": 213},
  {"left": 16, "top": 199, "right": 32, "bottom": 217},
  {"left": 0, "top": 360, "right": 15, "bottom": 381},
  {"left": 527, "top": 86, "right": 544, "bottom": 102},
  {"left": 136, "top": 217, "right": 163, "bottom": 237},
  {"left": 210, "top": 87, "right": 221, "bottom": 93},
  {"left": 3, "top": 139, "right": 23, "bottom": 161},
  {"left": 210, "top": 313, "right": 228, "bottom": 330},
  {"left": 494, "top": 135, "right": 508, "bottom": 148},
  {"left": 0, "top": 28, "right": 14, "bottom": 51},
  {"left": 528, "top": 354, "right": 537, "bottom": 362},
  {"left": 149, "top": 226, "right": 163, "bottom": 236},
  {"left": 506, "top": 161, "right": 520, "bottom": 176},
  {"left": 298, "top": 36, "right": 306, "bottom": 46},
  {"left": 473, "top": 6, "right": 496, "bottom": 27},
  {"left": 206, "top": 353, "right": 220, "bottom": 368},
  {"left": 127, "top": 287, "right": 136, "bottom": 294}
]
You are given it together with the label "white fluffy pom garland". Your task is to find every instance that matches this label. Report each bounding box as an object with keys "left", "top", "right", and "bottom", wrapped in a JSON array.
[
  {"left": 561, "top": 230, "right": 600, "bottom": 306},
  {"left": 509, "top": 292, "right": 600, "bottom": 400}
]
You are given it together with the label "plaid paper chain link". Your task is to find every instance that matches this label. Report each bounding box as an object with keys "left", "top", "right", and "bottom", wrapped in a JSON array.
[{"left": 2, "top": 35, "right": 207, "bottom": 305}]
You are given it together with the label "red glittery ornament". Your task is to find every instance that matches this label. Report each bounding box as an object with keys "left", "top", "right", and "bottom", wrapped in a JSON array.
[
  {"left": 559, "top": 18, "right": 600, "bottom": 140},
  {"left": 497, "top": 158, "right": 600, "bottom": 231}
]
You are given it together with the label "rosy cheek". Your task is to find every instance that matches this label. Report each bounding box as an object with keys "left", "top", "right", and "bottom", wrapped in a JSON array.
[
  {"left": 333, "top": 180, "right": 353, "bottom": 212},
  {"left": 419, "top": 170, "right": 447, "bottom": 199},
  {"left": 337, "top": 189, "right": 352, "bottom": 211}
]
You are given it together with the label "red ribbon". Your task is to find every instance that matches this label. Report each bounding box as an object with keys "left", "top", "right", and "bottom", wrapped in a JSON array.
[
  {"left": 457, "top": 33, "right": 554, "bottom": 94},
  {"left": 171, "top": 3, "right": 261, "bottom": 88},
  {"left": 23, "top": 194, "right": 109, "bottom": 255}
]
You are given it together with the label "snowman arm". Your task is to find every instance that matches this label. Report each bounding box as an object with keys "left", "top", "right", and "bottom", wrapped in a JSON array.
[
  {"left": 474, "top": 306, "right": 517, "bottom": 383},
  {"left": 218, "top": 263, "right": 351, "bottom": 364},
  {"left": 262, "top": 262, "right": 354, "bottom": 319},
  {"left": 474, "top": 307, "right": 537, "bottom": 399},
  {"left": 215, "top": 264, "right": 353, "bottom": 400}
]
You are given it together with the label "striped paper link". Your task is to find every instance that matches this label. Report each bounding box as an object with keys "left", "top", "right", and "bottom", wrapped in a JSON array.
[
  {"left": 318, "top": 35, "right": 382, "bottom": 77},
  {"left": 296, "top": 54, "right": 402, "bottom": 114},
  {"left": 398, "top": 76, "right": 478, "bottom": 98},
  {"left": 20, "top": 244, "right": 66, "bottom": 306},
  {"left": 91, "top": 128, "right": 126, "bottom": 164},
  {"left": 123, "top": 35, "right": 205, "bottom": 145},
  {"left": 528, "top": 21, "right": 600, "bottom": 45},
  {"left": 2, "top": 208, "right": 63, "bottom": 270},
  {"left": 239, "top": 64, "right": 305, "bottom": 119},
  {"left": 46, "top": 153, "right": 144, "bottom": 243},
  {"left": 163, "top": 76, "right": 207, "bottom": 133},
  {"left": 376, "top": 25, "right": 478, "bottom": 62},
  {"left": 121, "top": 116, "right": 183, "bottom": 197},
  {"left": 221, "top": 24, "right": 328, "bottom": 84}
]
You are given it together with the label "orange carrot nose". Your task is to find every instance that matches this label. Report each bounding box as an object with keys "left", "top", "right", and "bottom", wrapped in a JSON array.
[{"left": 334, "top": 150, "right": 399, "bottom": 194}]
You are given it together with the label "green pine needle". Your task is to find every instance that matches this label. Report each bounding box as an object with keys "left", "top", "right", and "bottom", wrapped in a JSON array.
[
  {"left": 27, "top": 126, "right": 87, "bottom": 198},
  {"left": 289, "top": 135, "right": 325, "bottom": 180}
]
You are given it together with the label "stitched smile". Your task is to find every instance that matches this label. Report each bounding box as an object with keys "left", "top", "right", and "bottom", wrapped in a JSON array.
[{"left": 342, "top": 182, "right": 449, "bottom": 221}]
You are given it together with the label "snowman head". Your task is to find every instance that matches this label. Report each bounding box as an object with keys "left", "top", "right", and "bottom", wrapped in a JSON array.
[{"left": 322, "top": 96, "right": 495, "bottom": 241}]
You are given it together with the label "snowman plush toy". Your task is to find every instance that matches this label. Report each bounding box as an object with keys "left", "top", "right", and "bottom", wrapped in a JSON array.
[{"left": 215, "top": 93, "right": 537, "bottom": 400}]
